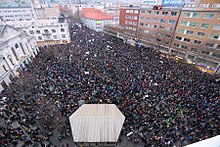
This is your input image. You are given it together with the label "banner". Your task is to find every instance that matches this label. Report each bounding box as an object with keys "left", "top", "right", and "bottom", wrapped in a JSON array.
[{"left": 162, "top": 0, "right": 185, "bottom": 6}]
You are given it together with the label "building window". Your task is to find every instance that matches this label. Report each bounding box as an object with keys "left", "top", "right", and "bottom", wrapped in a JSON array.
[
  {"left": 183, "top": 12, "right": 190, "bottom": 17},
  {"left": 44, "top": 29, "right": 49, "bottom": 33},
  {"left": 140, "top": 10, "right": 145, "bottom": 14},
  {"left": 36, "top": 30, "right": 40, "bottom": 34},
  {"left": 29, "top": 30, "right": 34, "bottom": 34},
  {"left": 192, "top": 12, "right": 201, "bottom": 18},
  {"left": 159, "top": 26, "right": 164, "bottom": 30},
  {"left": 140, "top": 22, "right": 144, "bottom": 26},
  {"left": 2, "top": 65, "right": 8, "bottom": 72},
  {"left": 174, "top": 43, "right": 180, "bottom": 47},
  {"left": 165, "top": 34, "right": 171, "bottom": 38},
  {"left": 156, "top": 38, "right": 161, "bottom": 42},
  {"left": 149, "top": 37, "right": 154, "bottom": 41},
  {"left": 62, "top": 34, "right": 66, "bottom": 38},
  {"left": 160, "top": 18, "right": 166, "bottom": 23},
  {"left": 144, "top": 30, "right": 149, "bottom": 34},
  {"left": 213, "top": 24, "right": 220, "bottom": 30},
  {"left": 186, "top": 30, "right": 194, "bottom": 35},
  {"left": 154, "top": 11, "right": 159, "bottom": 15},
  {"left": 200, "top": 4, "right": 209, "bottom": 7},
  {"left": 171, "top": 12, "right": 177, "bottom": 16},
  {"left": 191, "top": 48, "right": 198, "bottom": 52},
  {"left": 9, "top": 58, "right": 14, "bottom": 65},
  {"left": 61, "top": 28, "right": 65, "bottom": 32},
  {"left": 180, "top": 21, "right": 187, "bottom": 26},
  {"left": 11, "top": 47, "right": 18, "bottom": 60},
  {"left": 197, "top": 32, "right": 205, "bottom": 37},
  {"left": 51, "top": 29, "right": 56, "bottom": 33},
  {"left": 38, "top": 36, "right": 42, "bottom": 40},
  {"left": 204, "top": 13, "right": 215, "bottom": 19},
  {"left": 150, "top": 31, "right": 154, "bottom": 35},
  {"left": 125, "top": 21, "right": 132, "bottom": 25},
  {"left": 218, "top": 15, "right": 220, "bottom": 20},
  {"left": 156, "top": 33, "right": 163, "bottom": 37},
  {"left": 20, "top": 43, "right": 26, "bottom": 55},
  {"left": 133, "top": 22, "right": 137, "bottom": 26},
  {"left": 162, "top": 12, "right": 168, "bottom": 16},
  {"left": 189, "top": 22, "right": 197, "bottom": 27},
  {"left": 200, "top": 23, "right": 210, "bottom": 29},
  {"left": 147, "top": 11, "right": 152, "bottom": 14},
  {"left": 152, "top": 25, "right": 157, "bottom": 28},
  {"left": 153, "top": 18, "right": 158, "bottom": 22},
  {"left": 15, "top": 44, "right": 19, "bottom": 49},
  {"left": 183, "top": 38, "right": 190, "bottom": 42},
  {"left": 133, "top": 16, "right": 138, "bottom": 20},
  {"left": 146, "top": 17, "right": 151, "bottom": 21},
  {"left": 176, "top": 36, "right": 182, "bottom": 40},
  {"left": 205, "top": 43, "right": 215, "bottom": 48},
  {"left": 194, "top": 40, "right": 202, "bottom": 45},
  {"left": 140, "top": 16, "right": 144, "bottom": 20},
  {"left": 209, "top": 34, "right": 219, "bottom": 39},
  {"left": 53, "top": 35, "right": 58, "bottom": 39},
  {"left": 134, "top": 10, "right": 139, "bottom": 14},
  {"left": 212, "top": 53, "right": 220, "bottom": 59},
  {"left": 126, "top": 10, "right": 129, "bottom": 13},
  {"left": 201, "top": 51, "right": 210, "bottom": 55},
  {"left": 145, "top": 24, "right": 150, "bottom": 28},
  {"left": 216, "top": 45, "right": 220, "bottom": 49},
  {"left": 166, "top": 27, "right": 173, "bottom": 32},
  {"left": 168, "top": 20, "right": 175, "bottom": 24},
  {"left": 181, "top": 45, "right": 188, "bottom": 49}
]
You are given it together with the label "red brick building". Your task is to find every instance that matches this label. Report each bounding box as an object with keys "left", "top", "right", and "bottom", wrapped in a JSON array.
[
  {"left": 137, "top": 6, "right": 181, "bottom": 53},
  {"left": 119, "top": 6, "right": 140, "bottom": 38}
]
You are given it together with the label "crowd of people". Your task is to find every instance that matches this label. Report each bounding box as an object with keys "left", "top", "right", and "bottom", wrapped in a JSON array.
[{"left": 0, "top": 24, "right": 219, "bottom": 146}]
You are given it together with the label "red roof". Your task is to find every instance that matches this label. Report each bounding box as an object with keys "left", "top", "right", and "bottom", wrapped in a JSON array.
[{"left": 81, "top": 8, "right": 113, "bottom": 20}]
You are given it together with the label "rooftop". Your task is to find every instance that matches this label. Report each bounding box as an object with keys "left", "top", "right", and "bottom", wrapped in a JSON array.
[
  {"left": 4, "top": 19, "right": 64, "bottom": 28},
  {"left": 81, "top": 8, "right": 113, "bottom": 20},
  {"left": 0, "top": 2, "right": 31, "bottom": 8}
]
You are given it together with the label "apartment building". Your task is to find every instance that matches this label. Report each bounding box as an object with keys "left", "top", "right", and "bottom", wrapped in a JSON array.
[
  {"left": 0, "top": 3, "right": 37, "bottom": 21},
  {"left": 119, "top": 6, "right": 140, "bottom": 38},
  {"left": 138, "top": 6, "right": 181, "bottom": 52},
  {"left": 170, "top": 1, "right": 220, "bottom": 73}
]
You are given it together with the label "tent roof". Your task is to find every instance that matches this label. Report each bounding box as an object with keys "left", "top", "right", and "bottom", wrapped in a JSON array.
[
  {"left": 185, "top": 135, "right": 220, "bottom": 147},
  {"left": 69, "top": 104, "right": 125, "bottom": 143}
]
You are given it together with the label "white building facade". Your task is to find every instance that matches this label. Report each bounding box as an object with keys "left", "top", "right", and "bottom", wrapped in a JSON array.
[
  {"left": 2, "top": 19, "right": 71, "bottom": 46},
  {"left": 0, "top": 3, "right": 37, "bottom": 21},
  {"left": 0, "top": 25, "right": 39, "bottom": 91}
]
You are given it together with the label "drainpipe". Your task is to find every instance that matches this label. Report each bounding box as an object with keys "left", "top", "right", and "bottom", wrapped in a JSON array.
[{"left": 168, "top": 9, "right": 182, "bottom": 55}]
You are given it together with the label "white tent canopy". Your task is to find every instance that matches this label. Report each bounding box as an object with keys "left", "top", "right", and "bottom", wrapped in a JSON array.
[
  {"left": 69, "top": 104, "right": 125, "bottom": 143},
  {"left": 184, "top": 135, "right": 220, "bottom": 147}
]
